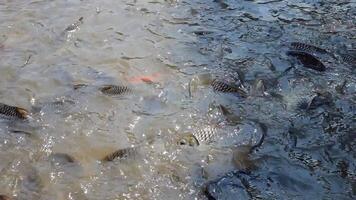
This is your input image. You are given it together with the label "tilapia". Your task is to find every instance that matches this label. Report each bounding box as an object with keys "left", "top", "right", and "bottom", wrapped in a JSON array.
[
  {"left": 99, "top": 85, "right": 132, "bottom": 96},
  {"left": 287, "top": 51, "right": 326, "bottom": 71},
  {"left": 289, "top": 42, "right": 329, "bottom": 55},
  {"left": 297, "top": 91, "right": 333, "bottom": 110},
  {"left": 73, "top": 83, "right": 88, "bottom": 90},
  {"left": 308, "top": 91, "right": 333, "bottom": 110},
  {"left": 340, "top": 53, "right": 356, "bottom": 66},
  {"left": 0, "top": 103, "right": 29, "bottom": 120},
  {"left": 31, "top": 99, "right": 75, "bottom": 113},
  {"left": 49, "top": 153, "right": 76, "bottom": 166},
  {"left": 64, "top": 17, "right": 83, "bottom": 32},
  {"left": 178, "top": 126, "right": 218, "bottom": 147},
  {"left": 101, "top": 147, "right": 138, "bottom": 162},
  {"left": 211, "top": 79, "right": 247, "bottom": 97}
]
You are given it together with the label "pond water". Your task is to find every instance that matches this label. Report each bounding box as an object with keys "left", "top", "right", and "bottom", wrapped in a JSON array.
[{"left": 0, "top": 0, "right": 355, "bottom": 199}]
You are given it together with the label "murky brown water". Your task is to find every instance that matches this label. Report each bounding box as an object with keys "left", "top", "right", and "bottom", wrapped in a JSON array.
[{"left": 0, "top": 0, "right": 355, "bottom": 200}]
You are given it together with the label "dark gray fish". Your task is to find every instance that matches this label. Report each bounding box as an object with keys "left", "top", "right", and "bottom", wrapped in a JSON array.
[
  {"left": 100, "top": 85, "right": 131, "bottom": 96},
  {"left": 31, "top": 99, "right": 76, "bottom": 114},
  {"left": 192, "top": 30, "right": 214, "bottom": 36},
  {"left": 0, "top": 103, "right": 29, "bottom": 120},
  {"left": 213, "top": 0, "right": 229, "bottom": 9},
  {"left": 73, "top": 83, "right": 88, "bottom": 90},
  {"left": 308, "top": 91, "right": 333, "bottom": 110},
  {"left": 218, "top": 105, "right": 243, "bottom": 125},
  {"left": 101, "top": 147, "right": 138, "bottom": 162},
  {"left": 297, "top": 91, "right": 333, "bottom": 110},
  {"left": 287, "top": 51, "right": 326, "bottom": 71},
  {"left": 49, "top": 153, "right": 76, "bottom": 166},
  {"left": 18, "top": 168, "right": 43, "bottom": 200},
  {"left": 64, "top": 17, "right": 83, "bottom": 32},
  {"left": 336, "top": 160, "right": 349, "bottom": 178},
  {"left": 340, "top": 54, "right": 356, "bottom": 66},
  {"left": 0, "top": 195, "right": 11, "bottom": 200},
  {"left": 289, "top": 42, "right": 329, "bottom": 55},
  {"left": 335, "top": 80, "right": 347, "bottom": 94},
  {"left": 211, "top": 79, "right": 247, "bottom": 97}
]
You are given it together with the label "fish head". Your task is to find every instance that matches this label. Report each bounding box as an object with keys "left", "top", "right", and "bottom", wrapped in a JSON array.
[
  {"left": 16, "top": 107, "right": 29, "bottom": 119},
  {"left": 177, "top": 133, "right": 199, "bottom": 147}
]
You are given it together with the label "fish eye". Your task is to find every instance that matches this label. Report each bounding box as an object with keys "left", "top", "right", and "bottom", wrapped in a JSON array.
[{"left": 179, "top": 139, "right": 187, "bottom": 145}]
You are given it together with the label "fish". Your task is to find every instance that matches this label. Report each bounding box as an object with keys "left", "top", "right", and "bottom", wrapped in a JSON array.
[
  {"left": 335, "top": 80, "right": 347, "bottom": 94},
  {"left": 31, "top": 99, "right": 76, "bottom": 114},
  {"left": 308, "top": 91, "right": 333, "bottom": 110},
  {"left": 64, "top": 17, "right": 83, "bottom": 32},
  {"left": 296, "top": 91, "right": 333, "bottom": 110},
  {"left": 340, "top": 54, "right": 356, "bottom": 66},
  {"left": 250, "top": 79, "right": 266, "bottom": 97},
  {"left": 49, "top": 153, "right": 76, "bottom": 166},
  {"left": 211, "top": 79, "right": 247, "bottom": 97},
  {"left": 0, "top": 195, "right": 11, "bottom": 200},
  {"left": 287, "top": 51, "right": 326, "bottom": 71},
  {"left": 101, "top": 147, "right": 138, "bottom": 162},
  {"left": 233, "top": 121, "right": 267, "bottom": 171},
  {"left": 289, "top": 42, "right": 329, "bottom": 55},
  {"left": 99, "top": 85, "right": 131, "bottom": 96},
  {"left": 73, "top": 83, "right": 88, "bottom": 90},
  {"left": 0, "top": 103, "right": 29, "bottom": 120},
  {"left": 127, "top": 73, "right": 160, "bottom": 84},
  {"left": 213, "top": 0, "right": 229, "bottom": 9},
  {"left": 177, "top": 133, "right": 200, "bottom": 147},
  {"left": 178, "top": 126, "right": 218, "bottom": 147},
  {"left": 218, "top": 105, "right": 243, "bottom": 125}
]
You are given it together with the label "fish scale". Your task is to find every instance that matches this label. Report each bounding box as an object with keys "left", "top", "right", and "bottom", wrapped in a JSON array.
[
  {"left": 192, "top": 126, "right": 218, "bottom": 144},
  {"left": 211, "top": 79, "right": 247, "bottom": 97},
  {"left": 0, "top": 103, "right": 28, "bottom": 119},
  {"left": 100, "top": 85, "right": 131, "bottom": 96},
  {"left": 290, "top": 42, "right": 329, "bottom": 55},
  {"left": 101, "top": 147, "right": 138, "bottom": 162},
  {"left": 340, "top": 54, "right": 355, "bottom": 65}
]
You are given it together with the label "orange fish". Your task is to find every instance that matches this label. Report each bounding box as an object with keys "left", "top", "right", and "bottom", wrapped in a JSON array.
[{"left": 127, "top": 73, "right": 160, "bottom": 84}]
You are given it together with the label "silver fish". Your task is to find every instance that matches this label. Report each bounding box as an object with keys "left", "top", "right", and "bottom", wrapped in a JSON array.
[{"left": 178, "top": 126, "right": 218, "bottom": 147}]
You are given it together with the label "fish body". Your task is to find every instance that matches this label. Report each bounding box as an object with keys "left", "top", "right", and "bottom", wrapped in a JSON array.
[
  {"left": 100, "top": 85, "right": 131, "bottom": 96},
  {"left": 340, "top": 54, "right": 356, "bottom": 66},
  {"left": 64, "top": 17, "right": 83, "bottom": 32},
  {"left": 290, "top": 42, "right": 329, "bottom": 55},
  {"left": 211, "top": 79, "right": 247, "bottom": 97},
  {"left": 287, "top": 51, "right": 326, "bottom": 71},
  {"left": 0, "top": 103, "right": 29, "bottom": 119},
  {"left": 49, "top": 153, "right": 76, "bottom": 166},
  {"left": 101, "top": 147, "right": 138, "bottom": 162},
  {"left": 178, "top": 126, "right": 218, "bottom": 147}
]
